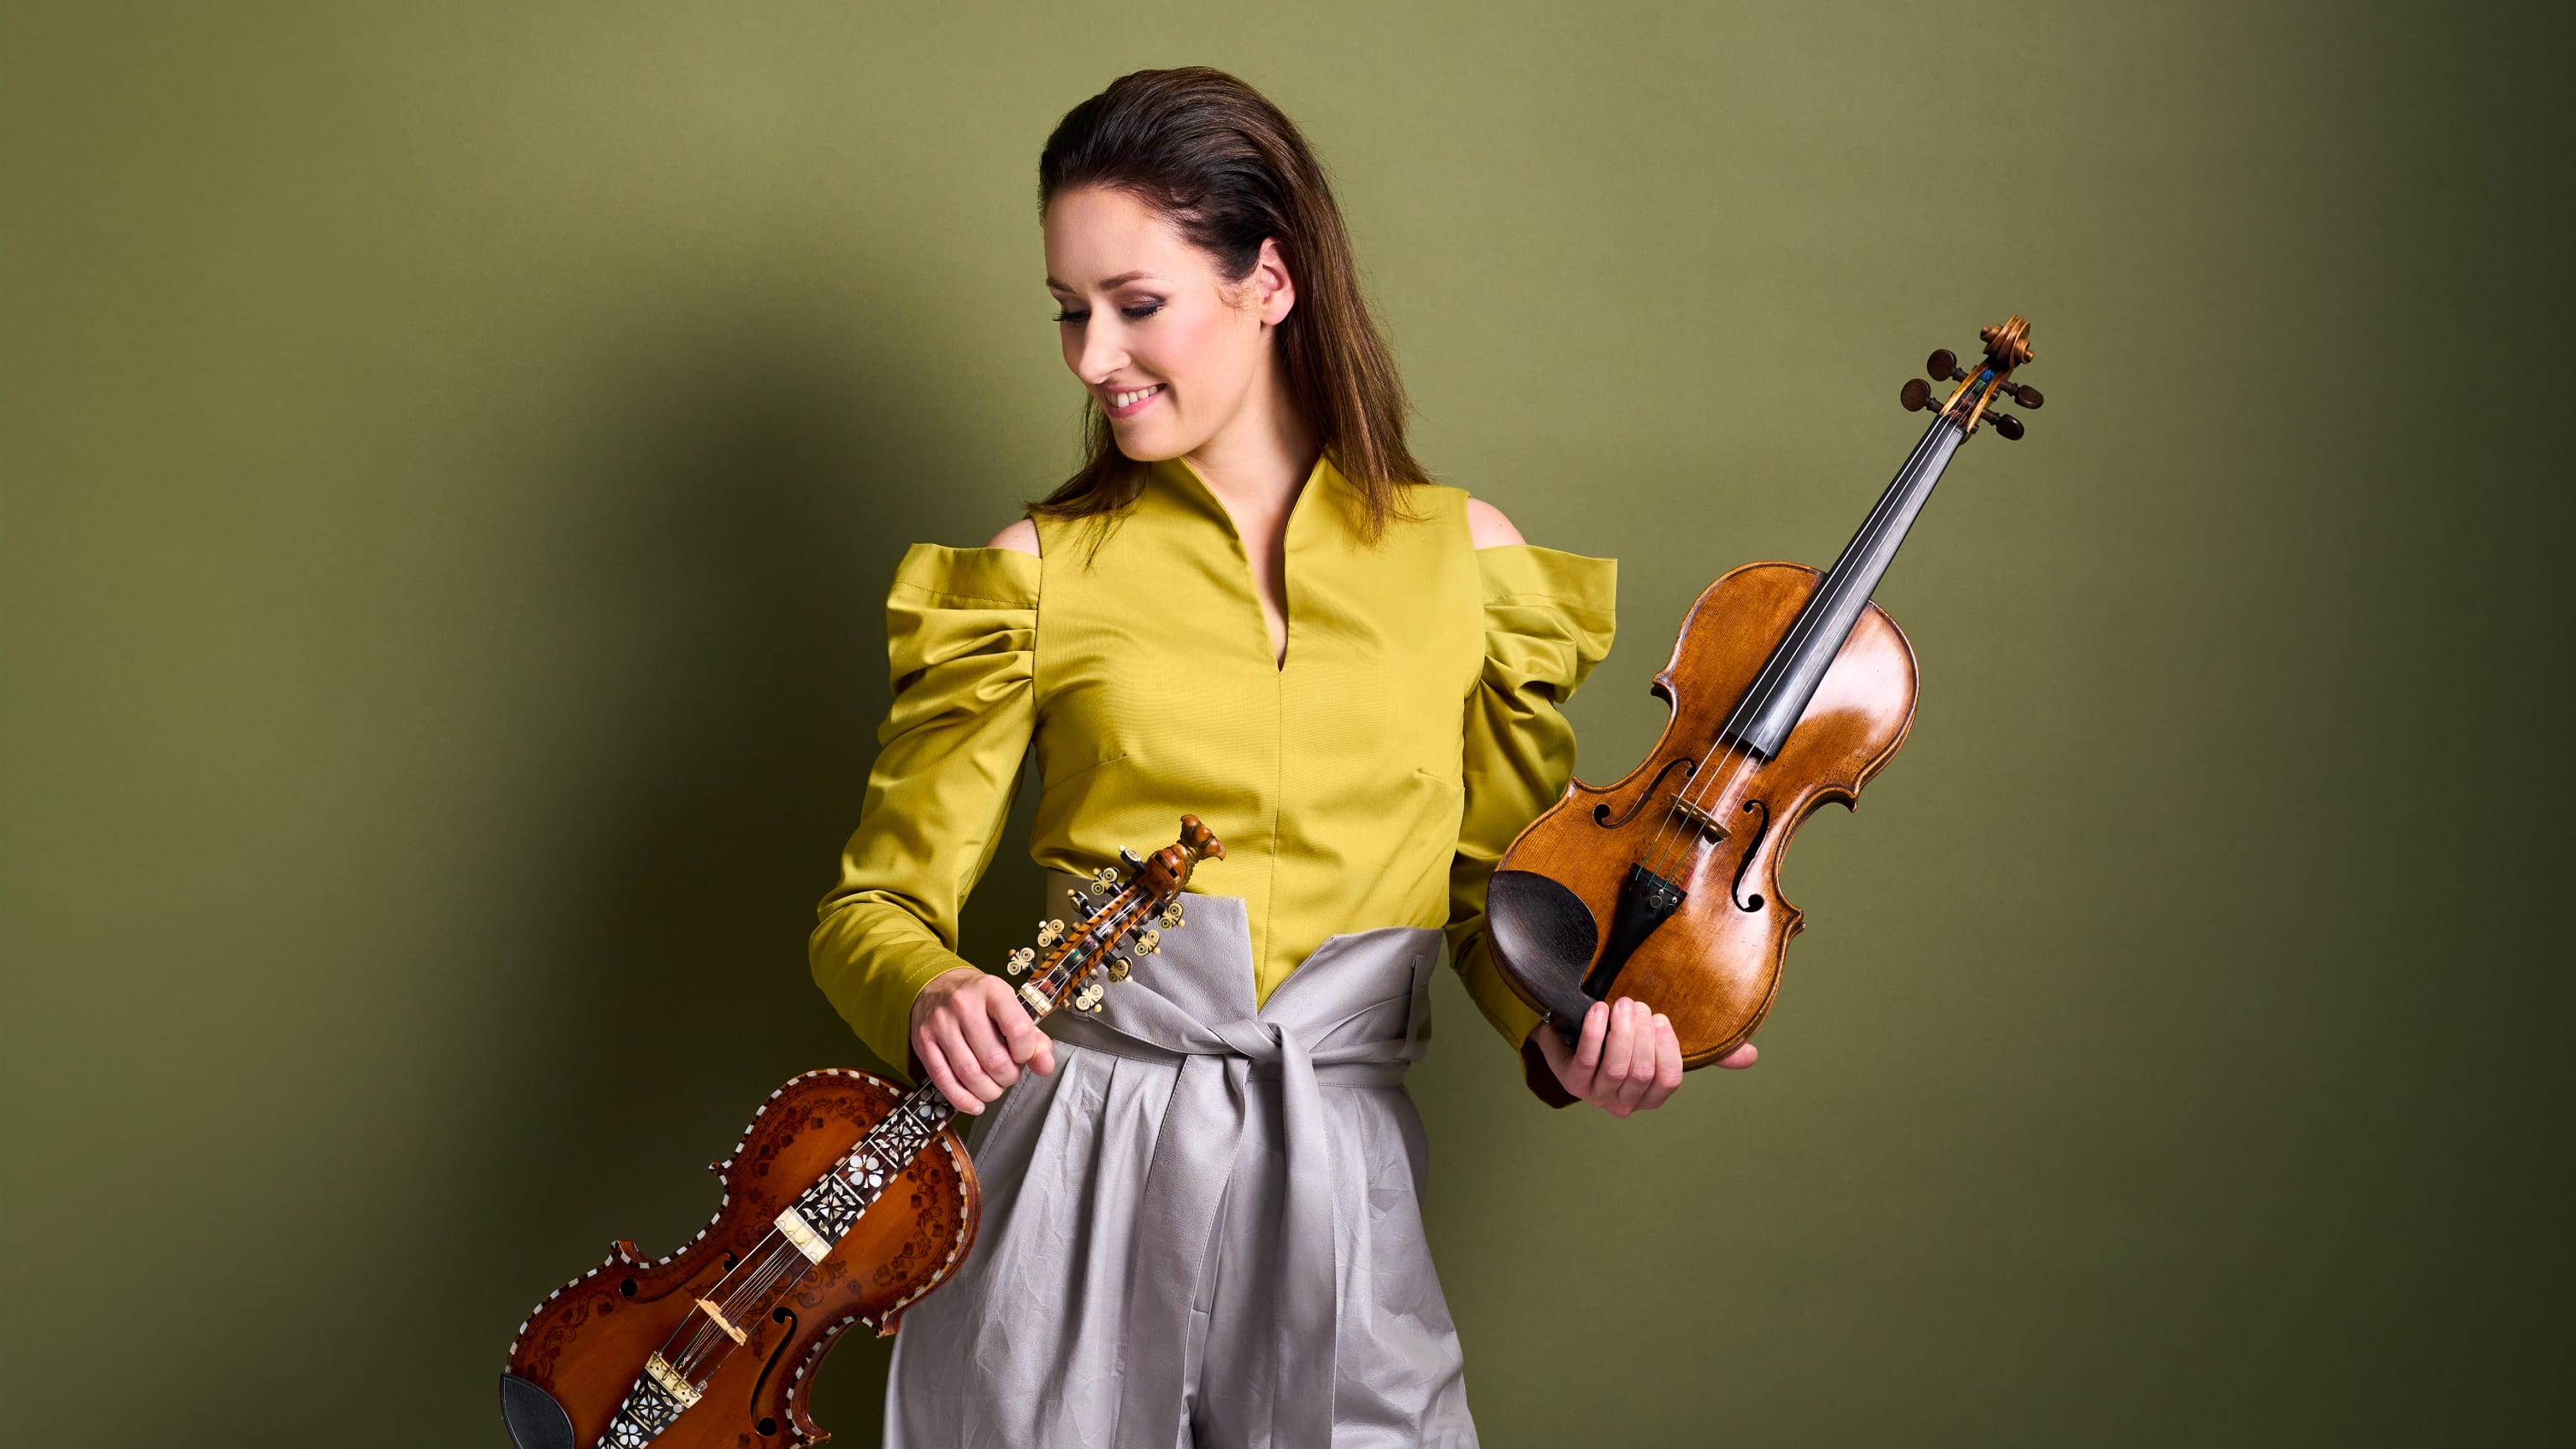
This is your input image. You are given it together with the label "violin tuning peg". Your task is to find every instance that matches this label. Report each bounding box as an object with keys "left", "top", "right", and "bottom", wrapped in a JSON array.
[
  {"left": 1119, "top": 847, "right": 1146, "bottom": 871},
  {"left": 2011, "top": 383, "right": 2044, "bottom": 409},
  {"left": 1134, "top": 928, "right": 1161, "bottom": 956},
  {"left": 1900, "top": 378, "right": 1934, "bottom": 412},
  {"left": 1036, "top": 918, "right": 1066, "bottom": 948},
  {"left": 1927, "top": 348, "right": 1963, "bottom": 382},
  {"left": 1159, "top": 901, "right": 1186, "bottom": 929},
  {"left": 1989, "top": 411, "right": 2026, "bottom": 441},
  {"left": 1091, "top": 866, "right": 1120, "bottom": 891},
  {"left": 1107, "top": 956, "right": 1130, "bottom": 983},
  {"left": 1067, "top": 890, "right": 1093, "bottom": 915},
  {"left": 1005, "top": 946, "right": 1036, "bottom": 976}
]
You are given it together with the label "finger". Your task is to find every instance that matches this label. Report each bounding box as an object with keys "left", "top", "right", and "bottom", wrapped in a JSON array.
[
  {"left": 932, "top": 1005, "right": 999, "bottom": 1103},
  {"left": 1614, "top": 1005, "right": 1659, "bottom": 1111},
  {"left": 1597, "top": 999, "right": 1640, "bottom": 1109},
  {"left": 917, "top": 1026, "right": 982, "bottom": 1114},
  {"left": 995, "top": 989, "right": 1051, "bottom": 1067},
  {"left": 952, "top": 1003, "right": 1017, "bottom": 1095},
  {"left": 1027, "top": 1036, "right": 1057, "bottom": 1076},
  {"left": 1638, "top": 1015, "right": 1685, "bottom": 1110},
  {"left": 1715, "top": 1040, "right": 1760, "bottom": 1070},
  {"left": 1571, "top": 1000, "right": 1607, "bottom": 1079}
]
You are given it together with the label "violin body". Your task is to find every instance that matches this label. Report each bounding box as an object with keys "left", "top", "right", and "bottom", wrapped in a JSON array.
[
  {"left": 504, "top": 1069, "right": 979, "bottom": 1447},
  {"left": 1489, "top": 563, "right": 1915, "bottom": 1065},
  {"left": 1489, "top": 317, "right": 2041, "bottom": 1065}
]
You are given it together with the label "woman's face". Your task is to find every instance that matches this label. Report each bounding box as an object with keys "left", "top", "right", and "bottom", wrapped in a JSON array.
[{"left": 1042, "top": 185, "right": 1293, "bottom": 463}]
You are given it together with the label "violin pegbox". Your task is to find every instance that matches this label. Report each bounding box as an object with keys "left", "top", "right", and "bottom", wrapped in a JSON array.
[
  {"left": 1005, "top": 814, "right": 1227, "bottom": 1021},
  {"left": 1899, "top": 314, "right": 2044, "bottom": 440}
]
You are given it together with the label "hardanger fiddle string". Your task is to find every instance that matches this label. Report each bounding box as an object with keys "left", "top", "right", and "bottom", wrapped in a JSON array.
[{"left": 663, "top": 890, "right": 1160, "bottom": 1383}]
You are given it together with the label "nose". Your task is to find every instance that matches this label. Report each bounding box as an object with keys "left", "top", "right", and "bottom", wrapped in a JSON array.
[{"left": 1074, "top": 319, "right": 1129, "bottom": 389}]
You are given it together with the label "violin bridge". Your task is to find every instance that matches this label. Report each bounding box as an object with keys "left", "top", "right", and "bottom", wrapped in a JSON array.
[
  {"left": 1668, "top": 795, "right": 1732, "bottom": 842},
  {"left": 694, "top": 1296, "right": 748, "bottom": 1345},
  {"left": 774, "top": 1204, "right": 832, "bottom": 1264}
]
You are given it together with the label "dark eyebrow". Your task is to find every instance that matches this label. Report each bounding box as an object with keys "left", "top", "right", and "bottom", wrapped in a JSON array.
[{"left": 1044, "top": 271, "right": 1162, "bottom": 292}]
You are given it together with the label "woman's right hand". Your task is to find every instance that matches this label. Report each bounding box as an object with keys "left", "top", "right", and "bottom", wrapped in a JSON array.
[{"left": 910, "top": 966, "right": 1057, "bottom": 1114}]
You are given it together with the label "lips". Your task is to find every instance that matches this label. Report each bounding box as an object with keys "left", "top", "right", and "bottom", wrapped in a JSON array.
[{"left": 1103, "top": 384, "right": 1164, "bottom": 418}]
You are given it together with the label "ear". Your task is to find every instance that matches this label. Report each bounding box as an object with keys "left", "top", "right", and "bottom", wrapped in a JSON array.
[{"left": 1252, "top": 237, "right": 1296, "bottom": 327}]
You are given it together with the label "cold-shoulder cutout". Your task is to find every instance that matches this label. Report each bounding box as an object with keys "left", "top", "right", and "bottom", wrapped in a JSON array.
[
  {"left": 1464, "top": 496, "right": 1525, "bottom": 549},
  {"left": 986, "top": 518, "right": 1041, "bottom": 557},
  {"left": 1474, "top": 545, "right": 1618, "bottom": 688}
]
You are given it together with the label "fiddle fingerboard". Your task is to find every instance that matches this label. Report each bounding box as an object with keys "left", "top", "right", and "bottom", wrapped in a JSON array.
[{"left": 779, "top": 1083, "right": 958, "bottom": 1250}]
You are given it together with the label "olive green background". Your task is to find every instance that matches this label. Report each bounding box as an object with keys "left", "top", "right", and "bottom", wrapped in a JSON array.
[{"left": 4, "top": 3, "right": 2562, "bottom": 1444}]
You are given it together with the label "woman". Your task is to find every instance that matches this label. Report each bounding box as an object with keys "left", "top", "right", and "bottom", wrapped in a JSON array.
[{"left": 810, "top": 67, "right": 1755, "bottom": 1449}]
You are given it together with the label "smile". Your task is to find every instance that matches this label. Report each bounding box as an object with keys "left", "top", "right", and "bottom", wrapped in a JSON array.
[{"left": 1104, "top": 385, "right": 1164, "bottom": 418}]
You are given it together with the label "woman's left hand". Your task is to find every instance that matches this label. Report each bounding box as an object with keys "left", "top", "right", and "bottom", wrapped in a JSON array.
[{"left": 1533, "top": 997, "right": 1758, "bottom": 1116}]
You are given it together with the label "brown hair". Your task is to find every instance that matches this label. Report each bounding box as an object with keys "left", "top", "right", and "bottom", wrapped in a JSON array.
[{"left": 1032, "top": 67, "right": 1427, "bottom": 540}]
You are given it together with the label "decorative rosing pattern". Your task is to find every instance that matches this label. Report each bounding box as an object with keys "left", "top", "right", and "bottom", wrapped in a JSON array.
[
  {"left": 791, "top": 1085, "right": 958, "bottom": 1245},
  {"left": 797, "top": 1170, "right": 870, "bottom": 1242}
]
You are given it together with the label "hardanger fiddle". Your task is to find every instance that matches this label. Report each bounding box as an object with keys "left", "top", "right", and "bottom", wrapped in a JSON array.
[{"left": 500, "top": 818, "right": 1223, "bottom": 1449}]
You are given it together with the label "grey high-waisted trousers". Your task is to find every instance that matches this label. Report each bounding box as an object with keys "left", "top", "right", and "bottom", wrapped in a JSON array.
[{"left": 882, "top": 885, "right": 1478, "bottom": 1449}]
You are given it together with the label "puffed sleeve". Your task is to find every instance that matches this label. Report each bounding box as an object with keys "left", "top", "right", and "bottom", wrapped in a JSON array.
[
  {"left": 809, "top": 543, "right": 1041, "bottom": 1070},
  {"left": 1446, "top": 544, "right": 1617, "bottom": 1101}
]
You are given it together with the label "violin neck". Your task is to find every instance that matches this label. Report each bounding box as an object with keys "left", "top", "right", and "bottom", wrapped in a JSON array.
[{"left": 1725, "top": 417, "right": 1965, "bottom": 759}]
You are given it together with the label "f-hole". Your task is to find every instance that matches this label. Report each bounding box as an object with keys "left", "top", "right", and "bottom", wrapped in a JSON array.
[
  {"left": 750, "top": 1305, "right": 799, "bottom": 1410},
  {"left": 1594, "top": 756, "right": 1696, "bottom": 828},
  {"left": 1731, "top": 800, "right": 1772, "bottom": 911}
]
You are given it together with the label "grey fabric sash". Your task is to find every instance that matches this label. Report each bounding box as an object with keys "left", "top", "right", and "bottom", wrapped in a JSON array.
[{"left": 1040, "top": 873, "right": 1438, "bottom": 1449}]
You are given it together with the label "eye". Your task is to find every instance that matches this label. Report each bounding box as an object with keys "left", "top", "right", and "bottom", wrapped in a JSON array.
[
  {"left": 1052, "top": 308, "right": 1089, "bottom": 325},
  {"left": 1120, "top": 302, "right": 1164, "bottom": 320}
]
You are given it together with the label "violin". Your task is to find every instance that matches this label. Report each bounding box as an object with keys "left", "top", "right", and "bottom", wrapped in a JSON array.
[
  {"left": 1488, "top": 317, "right": 2044, "bottom": 1063},
  {"left": 500, "top": 817, "right": 1225, "bottom": 1449}
]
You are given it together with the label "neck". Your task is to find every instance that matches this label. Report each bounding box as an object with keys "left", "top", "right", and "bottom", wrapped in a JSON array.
[
  {"left": 1182, "top": 355, "right": 1317, "bottom": 522},
  {"left": 1724, "top": 416, "right": 1966, "bottom": 759}
]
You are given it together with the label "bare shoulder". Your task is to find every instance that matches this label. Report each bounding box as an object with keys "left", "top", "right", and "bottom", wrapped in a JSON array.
[
  {"left": 985, "top": 519, "right": 1041, "bottom": 557},
  {"left": 1463, "top": 497, "right": 1526, "bottom": 549}
]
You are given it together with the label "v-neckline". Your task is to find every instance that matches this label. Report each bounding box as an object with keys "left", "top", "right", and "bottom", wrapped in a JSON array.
[{"left": 1164, "top": 454, "right": 1327, "bottom": 673}]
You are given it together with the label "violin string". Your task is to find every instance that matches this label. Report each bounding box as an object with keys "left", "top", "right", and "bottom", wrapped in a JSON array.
[
  {"left": 1637, "top": 413, "right": 1955, "bottom": 883},
  {"left": 1649, "top": 402, "right": 1947, "bottom": 866},
  {"left": 1638, "top": 416, "right": 1946, "bottom": 880},
  {"left": 1647, "top": 411, "right": 1952, "bottom": 881}
]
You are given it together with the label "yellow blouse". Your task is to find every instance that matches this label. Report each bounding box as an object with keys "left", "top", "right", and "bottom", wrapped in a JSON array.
[{"left": 808, "top": 454, "right": 1615, "bottom": 1074}]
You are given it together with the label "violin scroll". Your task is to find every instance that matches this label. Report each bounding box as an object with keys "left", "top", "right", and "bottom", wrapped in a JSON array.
[{"left": 1900, "top": 314, "right": 2046, "bottom": 440}]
